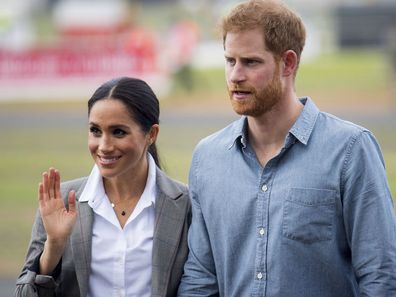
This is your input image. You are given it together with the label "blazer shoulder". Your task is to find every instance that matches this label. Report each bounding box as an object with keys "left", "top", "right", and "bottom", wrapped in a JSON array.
[
  {"left": 60, "top": 177, "right": 88, "bottom": 200},
  {"left": 156, "top": 168, "right": 189, "bottom": 200}
]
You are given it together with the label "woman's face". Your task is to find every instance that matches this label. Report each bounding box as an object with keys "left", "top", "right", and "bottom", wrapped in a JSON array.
[{"left": 88, "top": 98, "right": 157, "bottom": 180}]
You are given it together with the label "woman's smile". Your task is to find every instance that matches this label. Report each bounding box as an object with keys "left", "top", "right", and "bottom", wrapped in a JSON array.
[{"left": 98, "top": 155, "right": 122, "bottom": 166}]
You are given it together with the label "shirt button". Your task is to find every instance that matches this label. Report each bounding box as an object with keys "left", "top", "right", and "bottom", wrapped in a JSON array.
[
  {"left": 259, "top": 228, "right": 265, "bottom": 236},
  {"left": 257, "top": 272, "right": 263, "bottom": 279},
  {"left": 261, "top": 184, "right": 268, "bottom": 192}
]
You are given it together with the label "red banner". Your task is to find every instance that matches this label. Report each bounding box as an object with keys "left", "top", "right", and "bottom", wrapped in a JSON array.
[{"left": 0, "top": 47, "right": 157, "bottom": 79}]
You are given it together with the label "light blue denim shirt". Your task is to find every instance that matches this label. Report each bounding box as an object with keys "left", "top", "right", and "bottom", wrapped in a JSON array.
[{"left": 178, "top": 98, "right": 396, "bottom": 297}]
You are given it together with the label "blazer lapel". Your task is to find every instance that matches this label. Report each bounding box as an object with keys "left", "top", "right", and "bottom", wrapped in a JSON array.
[
  {"left": 151, "top": 169, "right": 188, "bottom": 296},
  {"left": 64, "top": 170, "right": 187, "bottom": 296},
  {"left": 70, "top": 182, "right": 93, "bottom": 297}
]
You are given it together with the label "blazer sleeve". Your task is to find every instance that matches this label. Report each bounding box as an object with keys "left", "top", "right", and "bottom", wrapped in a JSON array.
[
  {"left": 14, "top": 209, "right": 60, "bottom": 297},
  {"left": 14, "top": 177, "right": 86, "bottom": 297}
]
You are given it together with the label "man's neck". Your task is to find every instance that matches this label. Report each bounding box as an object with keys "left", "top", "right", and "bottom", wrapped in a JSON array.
[{"left": 247, "top": 95, "right": 303, "bottom": 167}]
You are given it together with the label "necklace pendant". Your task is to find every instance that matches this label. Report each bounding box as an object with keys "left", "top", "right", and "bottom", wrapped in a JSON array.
[
  {"left": 111, "top": 203, "right": 115, "bottom": 208},
  {"left": 121, "top": 211, "right": 126, "bottom": 216}
]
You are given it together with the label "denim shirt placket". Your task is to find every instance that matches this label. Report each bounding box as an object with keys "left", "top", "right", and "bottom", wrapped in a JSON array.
[{"left": 244, "top": 133, "right": 297, "bottom": 296}]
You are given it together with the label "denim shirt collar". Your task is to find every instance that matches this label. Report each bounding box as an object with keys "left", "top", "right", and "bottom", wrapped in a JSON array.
[
  {"left": 228, "top": 97, "right": 319, "bottom": 149},
  {"left": 289, "top": 97, "right": 319, "bottom": 145}
]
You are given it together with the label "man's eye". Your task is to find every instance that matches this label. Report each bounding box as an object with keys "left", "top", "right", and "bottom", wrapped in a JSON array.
[
  {"left": 225, "top": 58, "right": 235, "bottom": 66},
  {"left": 245, "top": 60, "right": 258, "bottom": 66}
]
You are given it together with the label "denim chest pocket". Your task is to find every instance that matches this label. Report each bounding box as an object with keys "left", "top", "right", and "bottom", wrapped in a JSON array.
[{"left": 282, "top": 188, "right": 336, "bottom": 244}]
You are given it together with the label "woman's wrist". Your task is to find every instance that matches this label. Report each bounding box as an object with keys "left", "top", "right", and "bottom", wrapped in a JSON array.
[{"left": 39, "top": 239, "right": 67, "bottom": 275}]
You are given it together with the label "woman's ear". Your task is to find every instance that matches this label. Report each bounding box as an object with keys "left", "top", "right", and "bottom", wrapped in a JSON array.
[
  {"left": 148, "top": 124, "right": 160, "bottom": 145},
  {"left": 281, "top": 50, "right": 298, "bottom": 77}
]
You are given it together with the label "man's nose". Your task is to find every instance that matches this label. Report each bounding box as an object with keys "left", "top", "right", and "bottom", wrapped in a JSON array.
[{"left": 229, "top": 63, "right": 246, "bottom": 84}]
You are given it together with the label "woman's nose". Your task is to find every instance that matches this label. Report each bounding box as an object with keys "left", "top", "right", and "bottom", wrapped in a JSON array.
[{"left": 99, "top": 136, "right": 114, "bottom": 152}]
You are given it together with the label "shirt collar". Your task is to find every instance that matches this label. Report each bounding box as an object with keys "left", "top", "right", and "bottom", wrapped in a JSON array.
[
  {"left": 228, "top": 116, "right": 248, "bottom": 150},
  {"left": 227, "top": 97, "right": 319, "bottom": 149},
  {"left": 79, "top": 164, "right": 104, "bottom": 203},
  {"left": 289, "top": 97, "right": 319, "bottom": 145},
  {"left": 139, "top": 153, "right": 157, "bottom": 206},
  {"left": 79, "top": 153, "right": 157, "bottom": 207}
]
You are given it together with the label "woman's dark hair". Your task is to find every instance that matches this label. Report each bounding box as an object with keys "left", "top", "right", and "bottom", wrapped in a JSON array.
[{"left": 88, "top": 77, "right": 161, "bottom": 168}]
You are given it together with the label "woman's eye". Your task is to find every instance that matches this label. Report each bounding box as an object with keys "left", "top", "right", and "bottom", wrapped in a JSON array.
[
  {"left": 89, "top": 127, "right": 101, "bottom": 136},
  {"left": 113, "top": 129, "right": 127, "bottom": 137}
]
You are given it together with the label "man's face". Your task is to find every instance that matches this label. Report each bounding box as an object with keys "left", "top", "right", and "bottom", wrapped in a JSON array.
[{"left": 224, "top": 28, "right": 283, "bottom": 117}]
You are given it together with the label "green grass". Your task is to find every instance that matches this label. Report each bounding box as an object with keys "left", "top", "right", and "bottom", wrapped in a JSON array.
[
  {"left": 0, "top": 127, "right": 93, "bottom": 276},
  {"left": 297, "top": 49, "right": 389, "bottom": 92},
  {"left": 167, "top": 49, "right": 390, "bottom": 97},
  {"left": 384, "top": 151, "right": 396, "bottom": 197},
  {"left": 165, "top": 49, "right": 393, "bottom": 109}
]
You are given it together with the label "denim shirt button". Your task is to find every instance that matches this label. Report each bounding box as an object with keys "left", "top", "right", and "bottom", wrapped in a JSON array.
[
  {"left": 257, "top": 272, "right": 263, "bottom": 279},
  {"left": 261, "top": 184, "right": 268, "bottom": 192},
  {"left": 259, "top": 228, "right": 265, "bottom": 236}
]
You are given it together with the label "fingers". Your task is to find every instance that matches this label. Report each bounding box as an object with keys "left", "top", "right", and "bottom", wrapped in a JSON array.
[
  {"left": 68, "top": 191, "right": 77, "bottom": 213},
  {"left": 41, "top": 168, "right": 60, "bottom": 201},
  {"left": 48, "top": 168, "right": 55, "bottom": 199},
  {"left": 38, "top": 182, "right": 44, "bottom": 204},
  {"left": 54, "top": 170, "right": 61, "bottom": 199},
  {"left": 41, "top": 171, "right": 49, "bottom": 201}
]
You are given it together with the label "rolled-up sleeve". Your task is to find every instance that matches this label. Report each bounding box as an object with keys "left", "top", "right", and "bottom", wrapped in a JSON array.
[
  {"left": 15, "top": 270, "right": 58, "bottom": 297},
  {"left": 14, "top": 210, "right": 60, "bottom": 297},
  {"left": 342, "top": 130, "right": 396, "bottom": 296}
]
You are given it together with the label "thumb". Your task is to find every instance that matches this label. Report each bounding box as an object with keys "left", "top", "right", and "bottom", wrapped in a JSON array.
[{"left": 68, "top": 190, "right": 77, "bottom": 213}]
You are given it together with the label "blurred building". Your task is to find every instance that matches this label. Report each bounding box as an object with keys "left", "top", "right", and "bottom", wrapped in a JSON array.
[{"left": 335, "top": 3, "right": 396, "bottom": 48}]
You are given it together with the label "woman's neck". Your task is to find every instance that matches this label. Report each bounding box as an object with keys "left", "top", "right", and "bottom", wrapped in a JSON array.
[{"left": 103, "top": 161, "right": 149, "bottom": 203}]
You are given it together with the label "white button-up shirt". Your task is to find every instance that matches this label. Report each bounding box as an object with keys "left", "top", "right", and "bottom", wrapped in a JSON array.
[{"left": 79, "top": 154, "right": 157, "bottom": 297}]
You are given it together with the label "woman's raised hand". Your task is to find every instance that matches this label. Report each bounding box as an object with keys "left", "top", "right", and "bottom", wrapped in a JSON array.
[
  {"left": 38, "top": 168, "right": 77, "bottom": 244},
  {"left": 38, "top": 168, "right": 78, "bottom": 274}
]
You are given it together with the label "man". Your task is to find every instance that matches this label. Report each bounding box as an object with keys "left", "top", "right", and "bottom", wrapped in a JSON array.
[{"left": 177, "top": 0, "right": 396, "bottom": 296}]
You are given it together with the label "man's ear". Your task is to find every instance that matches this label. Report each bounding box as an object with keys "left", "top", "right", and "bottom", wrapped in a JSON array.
[{"left": 281, "top": 50, "right": 298, "bottom": 77}]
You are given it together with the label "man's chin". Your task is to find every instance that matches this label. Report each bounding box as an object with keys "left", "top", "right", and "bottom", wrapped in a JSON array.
[
  {"left": 231, "top": 101, "right": 256, "bottom": 116},
  {"left": 231, "top": 101, "right": 276, "bottom": 118}
]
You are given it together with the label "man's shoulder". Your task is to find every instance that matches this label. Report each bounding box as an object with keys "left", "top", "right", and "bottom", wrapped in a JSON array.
[
  {"left": 317, "top": 110, "right": 369, "bottom": 138},
  {"left": 301, "top": 97, "right": 369, "bottom": 140},
  {"left": 196, "top": 118, "right": 242, "bottom": 151}
]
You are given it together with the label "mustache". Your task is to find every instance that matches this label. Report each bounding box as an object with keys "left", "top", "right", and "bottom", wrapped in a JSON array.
[{"left": 228, "top": 84, "right": 255, "bottom": 93}]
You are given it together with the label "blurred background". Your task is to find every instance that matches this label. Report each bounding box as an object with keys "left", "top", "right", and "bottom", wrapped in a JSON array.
[{"left": 1, "top": 0, "right": 396, "bottom": 295}]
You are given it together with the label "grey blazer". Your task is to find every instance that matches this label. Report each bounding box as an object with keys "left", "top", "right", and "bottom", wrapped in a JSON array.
[{"left": 14, "top": 168, "right": 191, "bottom": 297}]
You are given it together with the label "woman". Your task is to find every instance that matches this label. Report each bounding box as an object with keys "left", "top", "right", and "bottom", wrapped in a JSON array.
[{"left": 15, "top": 77, "right": 191, "bottom": 297}]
